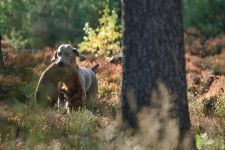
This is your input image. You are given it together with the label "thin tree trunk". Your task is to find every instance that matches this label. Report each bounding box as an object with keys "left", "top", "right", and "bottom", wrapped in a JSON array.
[
  {"left": 121, "top": 0, "right": 193, "bottom": 148},
  {"left": 0, "top": 34, "right": 4, "bottom": 69}
]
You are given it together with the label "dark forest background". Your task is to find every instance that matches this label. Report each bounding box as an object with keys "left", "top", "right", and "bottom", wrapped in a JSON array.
[{"left": 1, "top": 0, "right": 224, "bottom": 49}]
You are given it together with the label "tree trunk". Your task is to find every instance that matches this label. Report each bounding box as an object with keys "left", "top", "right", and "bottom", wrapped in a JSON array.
[
  {"left": 0, "top": 34, "right": 4, "bottom": 69},
  {"left": 121, "top": 0, "right": 193, "bottom": 148}
]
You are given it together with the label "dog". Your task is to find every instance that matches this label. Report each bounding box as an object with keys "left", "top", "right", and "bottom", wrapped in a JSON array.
[
  {"left": 35, "top": 44, "right": 99, "bottom": 112},
  {"left": 35, "top": 62, "right": 62, "bottom": 107},
  {"left": 51, "top": 44, "right": 99, "bottom": 112}
]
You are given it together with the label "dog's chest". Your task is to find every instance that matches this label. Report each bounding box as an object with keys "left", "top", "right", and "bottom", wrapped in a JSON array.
[{"left": 61, "top": 70, "right": 83, "bottom": 94}]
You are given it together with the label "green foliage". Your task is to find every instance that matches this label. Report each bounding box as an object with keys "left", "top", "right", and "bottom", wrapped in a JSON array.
[
  {"left": 195, "top": 133, "right": 225, "bottom": 150},
  {"left": 0, "top": 0, "right": 30, "bottom": 34},
  {"left": 183, "top": 0, "right": 225, "bottom": 37},
  {"left": 1, "top": 0, "right": 97, "bottom": 49},
  {"left": 0, "top": 0, "right": 31, "bottom": 49},
  {"left": 2, "top": 0, "right": 225, "bottom": 48},
  {"left": 0, "top": 0, "right": 120, "bottom": 49},
  {"left": 67, "top": 110, "right": 97, "bottom": 134},
  {"left": 27, "top": 0, "right": 103, "bottom": 48},
  {"left": 79, "top": 0, "right": 122, "bottom": 57},
  {"left": 3, "top": 29, "right": 29, "bottom": 50}
]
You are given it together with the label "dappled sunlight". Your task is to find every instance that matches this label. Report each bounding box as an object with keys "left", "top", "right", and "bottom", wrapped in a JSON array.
[
  {"left": 0, "top": 32, "right": 225, "bottom": 148},
  {"left": 1, "top": 0, "right": 225, "bottom": 148}
]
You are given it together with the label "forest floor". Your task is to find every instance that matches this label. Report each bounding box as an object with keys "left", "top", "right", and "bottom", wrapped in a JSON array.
[{"left": 0, "top": 31, "right": 225, "bottom": 149}]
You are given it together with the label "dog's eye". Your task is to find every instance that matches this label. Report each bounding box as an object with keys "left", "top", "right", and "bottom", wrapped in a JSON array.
[{"left": 57, "top": 52, "right": 62, "bottom": 56}]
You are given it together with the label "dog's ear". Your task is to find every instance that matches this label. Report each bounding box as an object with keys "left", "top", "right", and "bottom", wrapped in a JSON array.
[
  {"left": 51, "top": 51, "right": 58, "bottom": 62},
  {"left": 73, "top": 48, "right": 86, "bottom": 61},
  {"left": 79, "top": 53, "right": 86, "bottom": 61},
  {"left": 73, "top": 48, "right": 80, "bottom": 57}
]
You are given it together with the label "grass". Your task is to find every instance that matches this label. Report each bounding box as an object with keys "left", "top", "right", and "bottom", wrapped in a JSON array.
[
  {"left": 0, "top": 99, "right": 100, "bottom": 149},
  {"left": 1, "top": 32, "right": 225, "bottom": 149},
  {"left": 0, "top": 49, "right": 122, "bottom": 149}
]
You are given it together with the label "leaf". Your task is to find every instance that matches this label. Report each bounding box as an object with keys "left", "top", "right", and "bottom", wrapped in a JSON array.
[{"left": 195, "top": 134, "right": 202, "bottom": 150}]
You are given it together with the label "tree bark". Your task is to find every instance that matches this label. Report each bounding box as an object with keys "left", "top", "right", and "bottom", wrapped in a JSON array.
[
  {"left": 121, "top": 0, "right": 193, "bottom": 147},
  {"left": 0, "top": 34, "right": 4, "bottom": 69}
]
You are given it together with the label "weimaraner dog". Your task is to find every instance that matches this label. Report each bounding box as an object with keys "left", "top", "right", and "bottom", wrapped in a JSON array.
[{"left": 35, "top": 44, "right": 98, "bottom": 112}]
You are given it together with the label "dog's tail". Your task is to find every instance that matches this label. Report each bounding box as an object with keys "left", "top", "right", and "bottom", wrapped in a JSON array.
[{"left": 90, "top": 64, "right": 99, "bottom": 73}]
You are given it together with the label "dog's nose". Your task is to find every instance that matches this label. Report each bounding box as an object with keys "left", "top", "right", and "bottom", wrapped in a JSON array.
[{"left": 58, "top": 62, "right": 65, "bottom": 66}]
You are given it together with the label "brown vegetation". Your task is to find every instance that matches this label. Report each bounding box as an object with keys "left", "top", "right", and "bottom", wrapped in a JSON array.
[{"left": 0, "top": 29, "right": 224, "bottom": 148}]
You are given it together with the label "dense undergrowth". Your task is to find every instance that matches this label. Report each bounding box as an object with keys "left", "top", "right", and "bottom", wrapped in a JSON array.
[
  {"left": 0, "top": 46, "right": 121, "bottom": 149},
  {"left": 0, "top": 29, "right": 225, "bottom": 149}
]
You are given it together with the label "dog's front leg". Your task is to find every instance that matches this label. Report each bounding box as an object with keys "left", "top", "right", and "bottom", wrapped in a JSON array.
[
  {"left": 82, "top": 87, "right": 86, "bottom": 102},
  {"left": 65, "top": 100, "right": 70, "bottom": 113},
  {"left": 69, "top": 88, "right": 85, "bottom": 111}
]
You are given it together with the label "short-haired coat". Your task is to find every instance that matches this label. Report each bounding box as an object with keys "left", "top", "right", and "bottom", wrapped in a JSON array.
[{"left": 35, "top": 44, "right": 98, "bottom": 112}]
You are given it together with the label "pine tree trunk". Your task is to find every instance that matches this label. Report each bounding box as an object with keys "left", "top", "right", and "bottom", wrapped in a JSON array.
[{"left": 121, "top": 0, "right": 193, "bottom": 147}]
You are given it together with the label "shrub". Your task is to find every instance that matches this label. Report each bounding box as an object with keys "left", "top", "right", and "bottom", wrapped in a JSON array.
[
  {"left": 0, "top": 100, "right": 98, "bottom": 149},
  {"left": 3, "top": 29, "right": 29, "bottom": 51},
  {"left": 0, "top": 0, "right": 102, "bottom": 49},
  {"left": 195, "top": 133, "right": 225, "bottom": 150},
  {"left": 79, "top": 0, "right": 122, "bottom": 58},
  {"left": 215, "top": 93, "right": 225, "bottom": 118},
  {"left": 184, "top": 28, "right": 225, "bottom": 57}
]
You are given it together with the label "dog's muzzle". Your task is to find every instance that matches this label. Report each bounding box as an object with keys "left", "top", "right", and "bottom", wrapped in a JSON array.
[
  {"left": 58, "top": 61, "right": 65, "bottom": 66},
  {"left": 57, "top": 56, "right": 69, "bottom": 66}
]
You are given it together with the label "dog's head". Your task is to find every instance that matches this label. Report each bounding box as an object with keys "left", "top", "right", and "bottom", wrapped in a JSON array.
[{"left": 51, "top": 44, "right": 86, "bottom": 66}]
